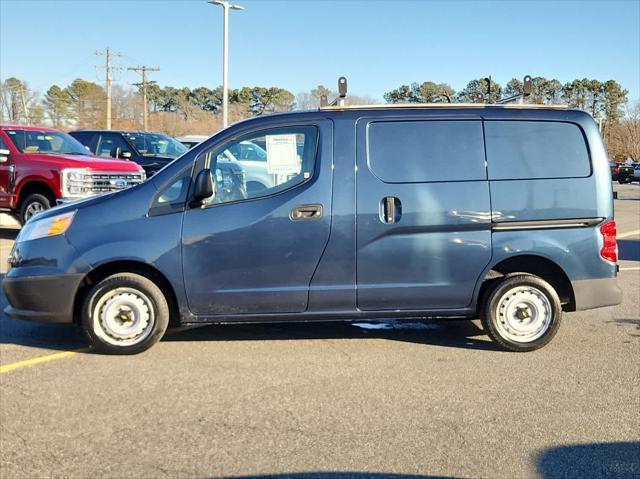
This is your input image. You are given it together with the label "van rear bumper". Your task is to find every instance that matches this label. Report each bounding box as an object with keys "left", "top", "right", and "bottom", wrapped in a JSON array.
[
  {"left": 2, "top": 272, "right": 84, "bottom": 323},
  {"left": 572, "top": 277, "right": 622, "bottom": 311}
]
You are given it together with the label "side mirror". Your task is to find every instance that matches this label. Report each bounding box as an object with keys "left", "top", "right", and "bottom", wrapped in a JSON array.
[
  {"left": 113, "top": 147, "right": 132, "bottom": 159},
  {"left": 192, "top": 168, "right": 215, "bottom": 204},
  {"left": 0, "top": 148, "right": 9, "bottom": 163}
]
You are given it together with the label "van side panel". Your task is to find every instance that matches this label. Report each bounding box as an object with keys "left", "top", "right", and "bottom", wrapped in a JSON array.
[
  {"left": 489, "top": 178, "right": 599, "bottom": 221},
  {"left": 484, "top": 111, "right": 620, "bottom": 311}
]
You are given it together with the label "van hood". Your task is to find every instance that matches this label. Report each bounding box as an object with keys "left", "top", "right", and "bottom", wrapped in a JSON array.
[{"left": 24, "top": 153, "right": 143, "bottom": 172}]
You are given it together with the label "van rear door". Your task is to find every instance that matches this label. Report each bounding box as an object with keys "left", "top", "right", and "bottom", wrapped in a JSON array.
[{"left": 355, "top": 116, "right": 492, "bottom": 311}]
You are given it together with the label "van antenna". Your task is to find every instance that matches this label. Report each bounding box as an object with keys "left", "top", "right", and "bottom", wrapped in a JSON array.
[
  {"left": 320, "top": 77, "right": 348, "bottom": 107},
  {"left": 496, "top": 75, "right": 533, "bottom": 105}
]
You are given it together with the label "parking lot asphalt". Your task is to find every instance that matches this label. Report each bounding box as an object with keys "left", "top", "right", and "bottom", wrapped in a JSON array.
[{"left": 0, "top": 184, "right": 638, "bottom": 479}]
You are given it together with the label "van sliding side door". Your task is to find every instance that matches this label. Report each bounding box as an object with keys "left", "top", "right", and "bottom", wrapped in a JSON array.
[{"left": 355, "top": 116, "right": 492, "bottom": 311}]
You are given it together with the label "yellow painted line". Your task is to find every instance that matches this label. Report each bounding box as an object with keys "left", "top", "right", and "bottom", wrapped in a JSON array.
[
  {"left": 0, "top": 325, "right": 203, "bottom": 375},
  {"left": 0, "top": 348, "right": 87, "bottom": 374},
  {"left": 619, "top": 229, "right": 640, "bottom": 239}
]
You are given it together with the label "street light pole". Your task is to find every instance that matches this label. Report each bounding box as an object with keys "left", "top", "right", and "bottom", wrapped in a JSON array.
[{"left": 209, "top": 0, "right": 244, "bottom": 129}]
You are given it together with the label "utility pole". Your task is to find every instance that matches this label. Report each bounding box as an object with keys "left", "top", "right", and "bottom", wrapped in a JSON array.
[
  {"left": 209, "top": 0, "right": 244, "bottom": 128},
  {"left": 19, "top": 85, "right": 29, "bottom": 124},
  {"left": 96, "top": 47, "right": 121, "bottom": 130},
  {"left": 128, "top": 65, "right": 160, "bottom": 131}
]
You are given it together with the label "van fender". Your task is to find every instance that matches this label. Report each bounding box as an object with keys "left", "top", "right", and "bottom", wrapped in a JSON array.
[
  {"left": 470, "top": 228, "right": 606, "bottom": 307},
  {"left": 70, "top": 240, "right": 189, "bottom": 315}
]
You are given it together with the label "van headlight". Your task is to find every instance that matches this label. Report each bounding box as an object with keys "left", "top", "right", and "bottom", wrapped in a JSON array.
[{"left": 18, "top": 211, "right": 76, "bottom": 242}]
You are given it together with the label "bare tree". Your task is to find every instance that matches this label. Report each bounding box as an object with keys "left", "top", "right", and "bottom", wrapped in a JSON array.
[
  {"left": 0, "top": 77, "right": 41, "bottom": 124},
  {"left": 607, "top": 101, "right": 640, "bottom": 162}
]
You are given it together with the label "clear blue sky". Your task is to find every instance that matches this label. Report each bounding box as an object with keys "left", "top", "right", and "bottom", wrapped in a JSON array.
[{"left": 1, "top": 0, "right": 639, "bottom": 102}]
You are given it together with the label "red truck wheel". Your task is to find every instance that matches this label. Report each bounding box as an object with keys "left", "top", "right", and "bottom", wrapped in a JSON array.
[{"left": 19, "top": 193, "right": 52, "bottom": 225}]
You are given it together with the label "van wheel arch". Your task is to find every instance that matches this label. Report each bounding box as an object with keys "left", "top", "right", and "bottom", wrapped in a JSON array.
[
  {"left": 477, "top": 255, "right": 575, "bottom": 313},
  {"left": 74, "top": 261, "right": 180, "bottom": 326}
]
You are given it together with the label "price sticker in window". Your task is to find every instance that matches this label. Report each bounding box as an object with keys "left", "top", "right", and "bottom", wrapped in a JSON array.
[{"left": 266, "top": 134, "right": 300, "bottom": 175}]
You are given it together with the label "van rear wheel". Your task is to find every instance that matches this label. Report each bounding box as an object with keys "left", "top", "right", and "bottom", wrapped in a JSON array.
[
  {"left": 481, "top": 274, "right": 562, "bottom": 352},
  {"left": 81, "top": 273, "right": 169, "bottom": 354}
]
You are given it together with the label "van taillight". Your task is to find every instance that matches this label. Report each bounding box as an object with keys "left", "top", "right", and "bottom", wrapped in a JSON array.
[{"left": 600, "top": 220, "right": 617, "bottom": 263}]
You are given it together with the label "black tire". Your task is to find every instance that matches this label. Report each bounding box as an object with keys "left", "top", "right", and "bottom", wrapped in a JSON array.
[
  {"left": 19, "top": 193, "right": 52, "bottom": 225},
  {"left": 81, "top": 273, "right": 170, "bottom": 354},
  {"left": 480, "top": 274, "right": 562, "bottom": 352}
]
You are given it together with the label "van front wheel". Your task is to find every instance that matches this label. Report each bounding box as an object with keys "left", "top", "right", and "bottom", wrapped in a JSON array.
[
  {"left": 81, "top": 273, "right": 169, "bottom": 354},
  {"left": 481, "top": 274, "right": 562, "bottom": 352}
]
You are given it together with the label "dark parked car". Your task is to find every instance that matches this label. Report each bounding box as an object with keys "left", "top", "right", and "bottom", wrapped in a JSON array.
[
  {"left": 70, "top": 129, "right": 246, "bottom": 199},
  {"left": 610, "top": 162, "right": 619, "bottom": 180},
  {"left": 69, "top": 130, "right": 187, "bottom": 177},
  {"left": 610, "top": 162, "right": 635, "bottom": 183},
  {"left": 4, "top": 105, "right": 621, "bottom": 355},
  {"left": 617, "top": 163, "right": 638, "bottom": 183}
]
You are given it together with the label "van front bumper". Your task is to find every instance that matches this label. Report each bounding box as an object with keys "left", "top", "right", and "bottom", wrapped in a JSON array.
[
  {"left": 572, "top": 277, "right": 623, "bottom": 311},
  {"left": 2, "top": 272, "right": 84, "bottom": 323}
]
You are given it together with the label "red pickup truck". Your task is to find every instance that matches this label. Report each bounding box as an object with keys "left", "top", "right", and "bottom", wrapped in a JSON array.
[{"left": 0, "top": 125, "right": 145, "bottom": 224}]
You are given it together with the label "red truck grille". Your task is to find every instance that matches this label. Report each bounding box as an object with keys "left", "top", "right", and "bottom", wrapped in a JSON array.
[
  {"left": 62, "top": 170, "right": 146, "bottom": 197},
  {"left": 87, "top": 173, "right": 146, "bottom": 192}
]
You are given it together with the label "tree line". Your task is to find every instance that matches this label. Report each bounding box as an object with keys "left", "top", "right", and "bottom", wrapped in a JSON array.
[
  {"left": 385, "top": 76, "right": 628, "bottom": 122},
  {"left": 0, "top": 75, "right": 637, "bottom": 161}
]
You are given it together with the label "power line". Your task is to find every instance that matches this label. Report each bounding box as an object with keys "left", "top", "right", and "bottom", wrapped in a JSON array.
[
  {"left": 95, "top": 47, "right": 121, "bottom": 130},
  {"left": 128, "top": 66, "right": 159, "bottom": 131}
]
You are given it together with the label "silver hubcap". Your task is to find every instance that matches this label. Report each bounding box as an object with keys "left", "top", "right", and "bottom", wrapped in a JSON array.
[
  {"left": 495, "top": 286, "right": 552, "bottom": 343},
  {"left": 92, "top": 288, "right": 155, "bottom": 347},
  {"left": 24, "top": 201, "right": 45, "bottom": 221}
]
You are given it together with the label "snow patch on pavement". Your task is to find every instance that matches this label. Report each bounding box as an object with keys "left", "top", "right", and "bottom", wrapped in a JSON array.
[{"left": 352, "top": 320, "right": 443, "bottom": 331}]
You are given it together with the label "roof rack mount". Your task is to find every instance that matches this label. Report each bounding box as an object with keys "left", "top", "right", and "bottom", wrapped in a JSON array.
[
  {"left": 320, "top": 77, "right": 347, "bottom": 108},
  {"left": 495, "top": 75, "right": 532, "bottom": 105}
]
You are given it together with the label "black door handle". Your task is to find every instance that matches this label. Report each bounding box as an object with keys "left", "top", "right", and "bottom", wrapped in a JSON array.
[
  {"left": 380, "top": 196, "right": 401, "bottom": 224},
  {"left": 290, "top": 204, "right": 323, "bottom": 221}
]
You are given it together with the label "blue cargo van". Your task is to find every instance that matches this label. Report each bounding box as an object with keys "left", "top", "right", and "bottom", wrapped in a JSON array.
[{"left": 3, "top": 104, "right": 621, "bottom": 354}]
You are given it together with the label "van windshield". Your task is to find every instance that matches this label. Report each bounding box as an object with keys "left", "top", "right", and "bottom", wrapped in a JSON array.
[
  {"left": 5, "top": 129, "right": 90, "bottom": 155},
  {"left": 124, "top": 132, "right": 187, "bottom": 158}
]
